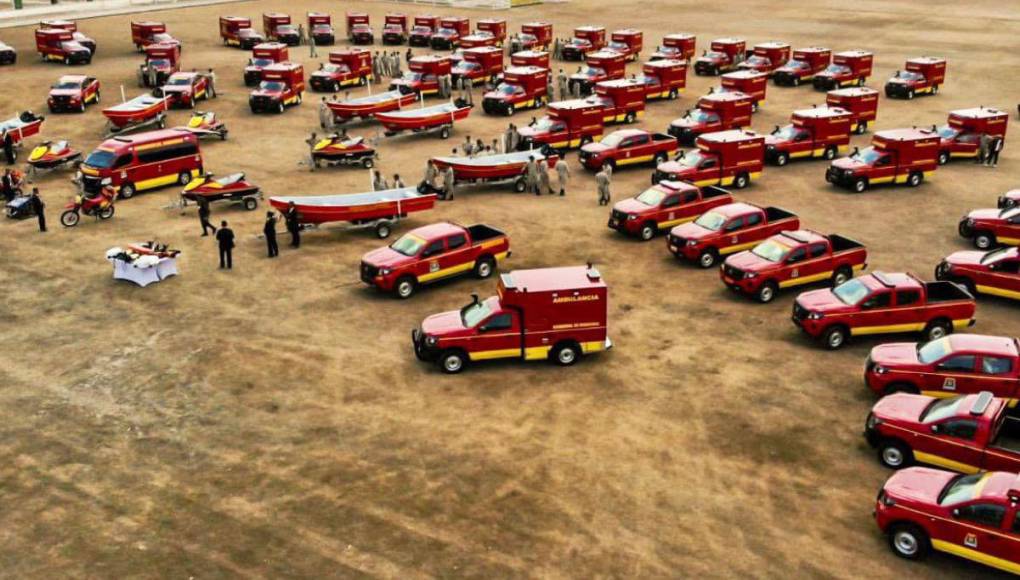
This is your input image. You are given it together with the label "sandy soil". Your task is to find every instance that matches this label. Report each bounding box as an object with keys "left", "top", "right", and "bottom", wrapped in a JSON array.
[{"left": 1, "top": 0, "right": 1018, "bottom": 577}]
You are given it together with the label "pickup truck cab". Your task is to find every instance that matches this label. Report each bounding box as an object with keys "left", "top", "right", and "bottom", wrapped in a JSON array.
[
  {"left": 47, "top": 74, "right": 100, "bottom": 113},
  {"left": 793, "top": 271, "right": 976, "bottom": 350},
  {"left": 654, "top": 130, "right": 765, "bottom": 189},
  {"left": 873, "top": 466, "right": 1020, "bottom": 574},
  {"left": 937, "top": 247, "right": 1020, "bottom": 301},
  {"left": 865, "top": 335, "right": 1020, "bottom": 402},
  {"left": 723, "top": 230, "right": 867, "bottom": 303},
  {"left": 959, "top": 207, "right": 1020, "bottom": 250},
  {"left": 668, "top": 204, "right": 799, "bottom": 268},
  {"left": 579, "top": 129, "right": 676, "bottom": 172},
  {"left": 609, "top": 182, "right": 732, "bottom": 240},
  {"left": 361, "top": 223, "right": 509, "bottom": 299},
  {"left": 160, "top": 72, "right": 209, "bottom": 108},
  {"left": 826, "top": 128, "right": 939, "bottom": 193},
  {"left": 765, "top": 107, "right": 851, "bottom": 166}
]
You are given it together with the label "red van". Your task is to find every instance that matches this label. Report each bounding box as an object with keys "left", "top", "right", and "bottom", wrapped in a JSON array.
[{"left": 79, "top": 129, "right": 203, "bottom": 198}]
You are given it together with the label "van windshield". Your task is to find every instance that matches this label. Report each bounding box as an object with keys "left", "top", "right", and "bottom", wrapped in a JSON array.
[
  {"left": 461, "top": 300, "right": 493, "bottom": 328},
  {"left": 84, "top": 149, "right": 117, "bottom": 168},
  {"left": 259, "top": 81, "right": 285, "bottom": 91}
]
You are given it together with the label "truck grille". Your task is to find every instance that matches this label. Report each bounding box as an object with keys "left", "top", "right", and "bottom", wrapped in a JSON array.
[
  {"left": 360, "top": 262, "right": 378, "bottom": 283},
  {"left": 792, "top": 301, "right": 809, "bottom": 321},
  {"left": 611, "top": 209, "right": 627, "bottom": 223},
  {"left": 723, "top": 265, "right": 744, "bottom": 280},
  {"left": 52, "top": 95, "right": 71, "bottom": 106},
  {"left": 669, "top": 234, "right": 686, "bottom": 247}
]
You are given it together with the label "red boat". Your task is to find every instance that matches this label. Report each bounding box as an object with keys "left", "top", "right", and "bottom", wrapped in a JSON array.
[
  {"left": 0, "top": 111, "right": 45, "bottom": 146},
  {"left": 102, "top": 94, "right": 168, "bottom": 133},
  {"left": 326, "top": 89, "right": 418, "bottom": 124},
  {"left": 431, "top": 150, "right": 558, "bottom": 192},
  {"left": 374, "top": 102, "right": 472, "bottom": 139},
  {"left": 269, "top": 187, "right": 436, "bottom": 238}
]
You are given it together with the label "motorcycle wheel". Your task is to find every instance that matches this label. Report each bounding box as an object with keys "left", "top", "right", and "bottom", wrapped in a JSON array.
[
  {"left": 99, "top": 206, "right": 114, "bottom": 220},
  {"left": 60, "top": 209, "right": 80, "bottom": 227}
]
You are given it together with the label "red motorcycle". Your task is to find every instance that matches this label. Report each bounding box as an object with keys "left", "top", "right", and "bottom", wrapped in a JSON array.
[{"left": 61, "top": 186, "right": 115, "bottom": 227}]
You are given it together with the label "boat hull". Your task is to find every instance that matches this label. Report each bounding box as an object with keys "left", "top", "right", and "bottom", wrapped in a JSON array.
[
  {"left": 374, "top": 104, "right": 471, "bottom": 131},
  {"left": 326, "top": 90, "right": 417, "bottom": 121},
  {"left": 269, "top": 188, "right": 436, "bottom": 225}
]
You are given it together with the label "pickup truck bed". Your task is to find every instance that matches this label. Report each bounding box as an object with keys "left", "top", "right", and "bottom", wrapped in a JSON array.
[
  {"left": 830, "top": 234, "right": 864, "bottom": 253},
  {"left": 993, "top": 416, "right": 1020, "bottom": 453},
  {"left": 467, "top": 224, "right": 505, "bottom": 244},
  {"left": 925, "top": 280, "right": 974, "bottom": 302},
  {"left": 702, "top": 185, "right": 730, "bottom": 200},
  {"left": 765, "top": 207, "right": 796, "bottom": 222}
]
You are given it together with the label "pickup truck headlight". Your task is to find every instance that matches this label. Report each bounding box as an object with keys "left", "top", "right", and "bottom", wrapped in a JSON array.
[
  {"left": 686, "top": 239, "right": 699, "bottom": 247},
  {"left": 866, "top": 413, "right": 883, "bottom": 430},
  {"left": 872, "top": 365, "right": 887, "bottom": 375},
  {"left": 807, "top": 311, "right": 824, "bottom": 320},
  {"left": 425, "top": 335, "right": 438, "bottom": 346},
  {"left": 965, "top": 218, "right": 975, "bottom": 227},
  {"left": 627, "top": 214, "right": 637, "bottom": 221},
  {"left": 745, "top": 272, "right": 758, "bottom": 279},
  {"left": 378, "top": 268, "right": 392, "bottom": 276}
]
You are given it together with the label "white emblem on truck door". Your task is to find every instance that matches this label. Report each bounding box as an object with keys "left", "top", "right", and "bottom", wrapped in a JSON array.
[
  {"left": 943, "top": 378, "right": 956, "bottom": 391},
  {"left": 429, "top": 261, "right": 439, "bottom": 273},
  {"left": 791, "top": 268, "right": 799, "bottom": 278},
  {"left": 964, "top": 533, "right": 978, "bottom": 548}
]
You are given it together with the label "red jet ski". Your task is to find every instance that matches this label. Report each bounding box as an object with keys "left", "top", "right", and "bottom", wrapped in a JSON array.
[
  {"left": 26, "top": 140, "right": 81, "bottom": 177},
  {"left": 312, "top": 134, "right": 377, "bottom": 169},
  {"left": 181, "top": 172, "right": 261, "bottom": 210}
]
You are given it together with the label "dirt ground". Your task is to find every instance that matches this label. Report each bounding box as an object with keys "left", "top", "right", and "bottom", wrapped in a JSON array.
[{"left": 1, "top": 0, "right": 1018, "bottom": 577}]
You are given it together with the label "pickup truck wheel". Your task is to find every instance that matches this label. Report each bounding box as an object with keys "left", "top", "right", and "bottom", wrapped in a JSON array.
[
  {"left": 937, "top": 151, "right": 949, "bottom": 165},
  {"left": 698, "top": 249, "right": 719, "bottom": 268},
  {"left": 823, "top": 146, "right": 837, "bottom": 160},
  {"left": 474, "top": 256, "right": 495, "bottom": 279},
  {"left": 907, "top": 172, "right": 923, "bottom": 187},
  {"left": 855, "top": 121, "right": 867, "bottom": 135},
  {"left": 332, "top": 81, "right": 340, "bottom": 92},
  {"left": 624, "top": 111, "right": 636, "bottom": 124},
  {"left": 668, "top": 89, "right": 678, "bottom": 100},
  {"left": 924, "top": 319, "right": 952, "bottom": 341},
  {"left": 394, "top": 276, "right": 416, "bottom": 299},
  {"left": 852, "top": 178, "right": 868, "bottom": 193},
  {"left": 639, "top": 222, "right": 656, "bottom": 241},
  {"left": 792, "top": 76, "right": 800, "bottom": 86},
  {"left": 832, "top": 266, "right": 853, "bottom": 287},
  {"left": 775, "top": 152, "right": 789, "bottom": 166},
  {"left": 551, "top": 342, "right": 581, "bottom": 366},
  {"left": 756, "top": 282, "right": 778, "bottom": 304},
  {"left": 822, "top": 326, "right": 848, "bottom": 350},
  {"left": 243, "top": 197, "right": 258, "bottom": 211},
  {"left": 505, "top": 103, "right": 515, "bottom": 117},
  {"left": 178, "top": 171, "right": 192, "bottom": 186},
  {"left": 973, "top": 232, "right": 995, "bottom": 250},
  {"left": 438, "top": 350, "right": 467, "bottom": 374},
  {"left": 879, "top": 439, "right": 914, "bottom": 469},
  {"left": 907, "top": 89, "right": 915, "bottom": 99},
  {"left": 653, "top": 152, "right": 668, "bottom": 165},
  {"left": 888, "top": 523, "right": 931, "bottom": 561},
  {"left": 276, "top": 102, "right": 285, "bottom": 114},
  {"left": 733, "top": 173, "right": 750, "bottom": 189}
]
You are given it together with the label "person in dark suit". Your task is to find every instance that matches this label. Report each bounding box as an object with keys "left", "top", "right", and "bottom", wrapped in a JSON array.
[
  {"left": 215, "top": 220, "right": 234, "bottom": 269},
  {"left": 197, "top": 197, "right": 216, "bottom": 236},
  {"left": 30, "top": 187, "right": 45, "bottom": 231},
  {"left": 284, "top": 202, "right": 301, "bottom": 248},
  {"left": 264, "top": 211, "right": 279, "bottom": 257},
  {"left": 1, "top": 169, "right": 13, "bottom": 202},
  {"left": 2, "top": 131, "right": 14, "bottom": 164}
]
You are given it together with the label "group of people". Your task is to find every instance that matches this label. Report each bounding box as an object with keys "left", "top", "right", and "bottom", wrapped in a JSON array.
[
  {"left": 978, "top": 132, "right": 1005, "bottom": 167},
  {"left": 371, "top": 50, "right": 404, "bottom": 83},
  {"left": 372, "top": 170, "right": 406, "bottom": 191},
  {"left": 208, "top": 202, "right": 304, "bottom": 269}
]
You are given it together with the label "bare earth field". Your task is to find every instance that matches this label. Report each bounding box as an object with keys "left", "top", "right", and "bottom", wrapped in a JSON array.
[{"left": 1, "top": 0, "right": 1018, "bottom": 577}]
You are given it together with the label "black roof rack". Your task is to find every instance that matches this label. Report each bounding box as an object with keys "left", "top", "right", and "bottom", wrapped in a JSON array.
[
  {"left": 872, "top": 271, "right": 895, "bottom": 287},
  {"left": 971, "top": 391, "right": 994, "bottom": 416},
  {"left": 781, "top": 231, "right": 811, "bottom": 244}
]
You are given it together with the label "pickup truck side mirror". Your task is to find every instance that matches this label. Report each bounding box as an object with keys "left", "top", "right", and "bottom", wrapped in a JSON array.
[
  {"left": 930, "top": 424, "right": 940, "bottom": 434},
  {"left": 952, "top": 508, "right": 960, "bottom": 518},
  {"left": 771, "top": 125, "right": 779, "bottom": 134}
]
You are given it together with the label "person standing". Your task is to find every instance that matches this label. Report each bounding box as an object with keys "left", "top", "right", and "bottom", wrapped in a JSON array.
[
  {"left": 525, "top": 156, "right": 540, "bottom": 196},
  {"left": 987, "top": 135, "right": 1003, "bottom": 167},
  {"left": 492, "top": 137, "right": 503, "bottom": 154},
  {"left": 509, "top": 124, "right": 521, "bottom": 152},
  {"left": 1, "top": 169, "right": 13, "bottom": 202},
  {"left": 392, "top": 51, "right": 402, "bottom": 77},
  {"left": 392, "top": 173, "right": 406, "bottom": 188},
  {"left": 197, "top": 197, "right": 216, "bottom": 236},
  {"left": 372, "top": 170, "right": 389, "bottom": 191},
  {"left": 206, "top": 68, "right": 217, "bottom": 98},
  {"left": 147, "top": 64, "right": 158, "bottom": 89},
  {"left": 305, "top": 132, "right": 318, "bottom": 172},
  {"left": 285, "top": 202, "right": 301, "bottom": 248},
  {"left": 29, "top": 187, "right": 45, "bottom": 231},
  {"left": 463, "top": 76, "right": 473, "bottom": 105},
  {"left": 553, "top": 38, "right": 562, "bottom": 61},
  {"left": 555, "top": 154, "right": 570, "bottom": 196},
  {"left": 318, "top": 97, "right": 331, "bottom": 129},
  {"left": 537, "top": 159, "right": 554, "bottom": 195},
  {"left": 2, "top": 131, "right": 14, "bottom": 164},
  {"left": 216, "top": 221, "right": 234, "bottom": 269},
  {"left": 423, "top": 159, "right": 438, "bottom": 189},
  {"left": 263, "top": 212, "right": 279, "bottom": 258},
  {"left": 442, "top": 165, "right": 456, "bottom": 200},
  {"left": 371, "top": 53, "right": 382, "bottom": 84},
  {"left": 977, "top": 133, "right": 990, "bottom": 165},
  {"left": 557, "top": 69, "right": 568, "bottom": 101},
  {"left": 308, "top": 30, "right": 317, "bottom": 58},
  {"left": 462, "top": 135, "right": 475, "bottom": 157},
  {"left": 596, "top": 168, "right": 611, "bottom": 205},
  {"left": 297, "top": 23, "right": 306, "bottom": 46}
]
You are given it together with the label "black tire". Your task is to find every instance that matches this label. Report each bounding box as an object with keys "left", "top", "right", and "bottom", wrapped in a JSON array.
[
  {"left": 551, "top": 342, "right": 581, "bottom": 366},
  {"left": 888, "top": 523, "right": 931, "bottom": 561},
  {"left": 178, "top": 171, "right": 192, "bottom": 186},
  {"left": 698, "top": 248, "right": 719, "bottom": 269},
  {"left": 394, "top": 276, "right": 416, "bottom": 299},
  {"left": 375, "top": 222, "right": 392, "bottom": 239},
  {"left": 474, "top": 255, "right": 496, "bottom": 279},
  {"left": 907, "top": 172, "right": 923, "bottom": 187},
  {"left": 852, "top": 178, "right": 868, "bottom": 193},
  {"left": 98, "top": 206, "right": 115, "bottom": 220},
  {"left": 831, "top": 266, "right": 853, "bottom": 287},
  {"left": 775, "top": 152, "right": 789, "bottom": 166},
  {"left": 332, "top": 81, "right": 340, "bottom": 92},
  {"left": 823, "top": 146, "right": 837, "bottom": 160},
  {"left": 624, "top": 111, "right": 636, "bottom": 124},
  {"left": 505, "top": 103, "right": 515, "bottom": 117},
  {"left": 639, "top": 222, "right": 656, "bottom": 241},
  {"left": 924, "top": 318, "right": 952, "bottom": 342},
  {"left": 937, "top": 151, "right": 949, "bottom": 165},
  {"left": 792, "top": 76, "right": 800, "bottom": 86},
  {"left": 973, "top": 232, "right": 995, "bottom": 250},
  {"left": 878, "top": 439, "right": 914, "bottom": 469},
  {"left": 855, "top": 121, "right": 867, "bottom": 135},
  {"left": 243, "top": 197, "right": 258, "bottom": 211},
  {"left": 439, "top": 126, "right": 451, "bottom": 140},
  {"left": 438, "top": 350, "right": 468, "bottom": 374},
  {"left": 653, "top": 151, "right": 668, "bottom": 165},
  {"left": 668, "top": 89, "right": 678, "bottom": 100},
  {"left": 276, "top": 101, "right": 284, "bottom": 114},
  {"left": 907, "top": 89, "right": 915, "bottom": 100},
  {"left": 361, "top": 157, "right": 374, "bottom": 169},
  {"left": 822, "top": 325, "right": 848, "bottom": 350},
  {"left": 60, "top": 210, "right": 80, "bottom": 227},
  {"left": 733, "top": 173, "right": 750, "bottom": 189},
  {"left": 119, "top": 182, "right": 136, "bottom": 199},
  {"left": 79, "top": 100, "right": 86, "bottom": 113},
  {"left": 756, "top": 281, "right": 778, "bottom": 303},
  {"left": 513, "top": 177, "right": 527, "bottom": 193}
]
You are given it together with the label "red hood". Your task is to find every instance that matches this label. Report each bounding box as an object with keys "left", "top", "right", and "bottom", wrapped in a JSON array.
[
  {"left": 161, "top": 85, "right": 191, "bottom": 94},
  {"left": 421, "top": 309, "right": 468, "bottom": 335},
  {"left": 656, "top": 160, "right": 694, "bottom": 178},
  {"left": 613, "top": 197, "right": 655, "bottom": 215},
  {"left": 869, "top": 342, "right": 921, "bottom": 368},
  {"left": 794, "top": 288, "right": 849, "bottom": 313},
  {"left": 518, "top": 125, "right": 547, "bottom": 138},
  {"left": 362, "top": 246, "right": 413, "bottom": 270},
  {"left": 967, "top": 208, "right": 1004, "bottom": 222},
  {"left": 882, "top": 467, "right": 956, "bottom": 504},
  {"left": 872, "top": 393, "right": 933, "bottom": 424},
  {"left": 582, "top": 142, "right": 611, "bottom": 155},
  {"left": 832, "top": 157, "right": 869, "bottom": 171},
  {"left": 670, "top": 114, "right": 705, "bottom": 130},
  {"left": 945, "top": 250, "right": 986, "bottom": 268},
  {"left": 49, "top": 88, "right": 82, "bottom": 97},
  {"left": 725, "top": 250, "right": 780, "bottom": 273},
  {"left": 670, "top": 221, "right": 713, "bottom": 240}
]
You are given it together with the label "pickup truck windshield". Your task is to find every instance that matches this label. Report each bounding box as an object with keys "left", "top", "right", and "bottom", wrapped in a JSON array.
[
  {"left": 938, "top": 473, "right": 986, "bottom": 506},
  {"left": 461, "top": 301, "right": 493, "bottom": 328},
  {"left": 492, "top": 83, "right": 519, "bottom": 95},
  {"left": 823, "top": 64, "right": 849, "bottom": 75},
  {"left": 636, "top": 187, "right": 666, "bottom": 206},
  {"left": 579, "top": 67, "right": 603, "bottom": 77},
  {"left": 149, "top": 58, "right": 170, "bottom": 68},
  {"left": 694, "top": 211, "right": 726, "bottom": 231},
  {"left": 704, "top": 51, "right": 726, "bottom": 60},
  {"left": 851, "top": 147, "right": 883, "bottom": 165},
  {"left": 322, "top": 64, "right": 347, "bottom": 74},
  {"left": 52, "top": 80, "right": 81, "bottom": 89},
  {"left": 773, "top": 125, "right": 806, "bottom": 141},
  {"left": 687, "top": 109, "right": 720, "bottom": 124},
  {"left": 894, "top": 70, "right": 923, "bottom": 81},
  {"left": 920, "top": 396, "right": 966, "bottom": 423},
  {"left": 259, "top": 81, "right": 285, "bottom": 91},
  {"left": 390, "top": 234, "right": 426, "bottom": 256},
  {"left": 980, "top": 248, "right": 1012, "bottom": 265},
  {"left": 936, "top": 125, "right": 959, "bottom": 140},
  {"left": 600, "top": 133, "right": 626, "bottom": 148},
  {"left": 918, "top": 338, "right": 951, "bottom": 364},
  {"left": 785, "top": 60, "right": 808, "bottom": 70},
  {"left": 751, "top": 240, "right": 790, "bottom": 262},
  {"left": 833, "top": 279, "right": 870, "bottom": 305},
  {"left": 168, "top": 77, "right": 191, "bottom": 86},
  {"left": 252, "top": 58, "right": 273, "bottom": 67},
  {"left": 744, "top": 55, "right": 769, "bottom": 66},
  {"left": 677, "top": 150, "right": 704, "bottom": 168}
]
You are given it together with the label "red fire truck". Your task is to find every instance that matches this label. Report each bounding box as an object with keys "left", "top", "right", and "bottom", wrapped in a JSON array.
[
  {"left": 308, "top": 13, "right": 334, "bottom": 46},
  {"left": 131, "top": 21, "right": 177, "bottom": 51},
  {"left": 579, "top": 129, "right": 676, "bottom": 171},
  {"left": 249, "top": 63, "right": 304, "bottom": 114},
  {"left": 694, "top": 38, "right": 745, "bottom": 76},
  {"left": 826, "top": 87, "right": 879, "bottom": 134},
  {"left": 510, "top": 50, "right": 549, "bottom": 70},
  {"left": 773, "top": 47, "right": 831, "bottom": 86},
  {"left": 432, "top": 17, "right": 469, "bottom": 50},
  {"left": 873, "top": 466, "right": 1020, "bottom": 574},
  {"left": 609, "top": 181, "right": 732, "bottom": 240},
  {"left": 639, "top": 59, "right": 687, "bottom": 101},
  {"left": 765, "top": 107, "right": 852, "bottom": 166},
  {"left": 607, "top": 29, "right": 643, "bottom": 61},
  {"left": 520, "top": 22, "right": 553, "bottom": 51},
  {"left": 813, "top": 50, "right": 873, "bottom": 90},
  {"left": 482, "top": 66, "right": 548, "bottom": 116},
  {"left": 382, "top": 14, "right": 407, "bottom": 45},
  {"left": 937, "top": 247, "right": 1020, "bottom": 301},
  {"left": 244, "top": 42, "right": 288, "bottom": 86},
  {"left": 310, "top": 48, "right": 372, "bottom": 92},
  {"left": 361, "top": 222, "right": 510, "bottom": 299},
  {"left": 476, "top": 18, "right": 507, "bottom": 46},
  {"left": 937, "top": 107, "right": 1008, "bottom": 164},
  {"left": 220, "top": 16, "right": 252, "bottom": 47},
  {"left": 80, "top": 129, "right": 203, "bottom": 198},
  {"left": 651, "top": 33, "right": 696, "bottom": 62},
  {"left": 719, "top": 70, "right": 768, "bottom": 110},
  {"left": 139, "top": 43, "right": 180, "bottom": 87},
  {"left": 865, "top": 334, "right": 1020, "bottom": 400},
  {"left": 959, "top": 207, "right": 1020, "bottom": 250},
  {"left": 668, "top": 92, "right": 753, "bottom": 144},
  {"left": 654, "top": 130, "right": 765, "bottom": 189},
  {"left": 392, "top": 55, "right": 450, "bottom": 97},
  {"left": 886, "top": 57, "right": 947, "bottom": 99},
  {"left": 722, "top": 230, "right": 868, "bottom": 303},
  {"left": 412, "top": 265, "right": 612, "bottom": 373},
  {"left": 451, "top": 47, "right": 504, "bottom": 86},
  {"left": 668, "top": 203, "right": 799, "bottom": 268},
  {"left": 827, "top": 128, "right": 940, "bottom": 192},
  {"left": 562, "top": 25, "right": 606, "bottom": 60},
  {"left": 792, "top": 271, "right": 975, "bottom": 349},
  {"left": 409, "top": 15, "right": 438, "bottom": 47},
  {"left": 262, "top": 13, "right": 299, "bottom": 46},
  {"left": 569, "top": 50, "right": 627, "bottom": 96},
  {"left": 517, "top": 100, "right": 605, "bottom": 152},
  {"left": 35, "top": 28, "right": 91, "bottom": 64},
  {"left": 589, "top": 79, "right": 646, "bottom": 124},
  {"left": 41, "top": 20, "right": 95, "bottom": 54},
  {"left": 738, "top": 41, "right": 790, "bottom": 75}
]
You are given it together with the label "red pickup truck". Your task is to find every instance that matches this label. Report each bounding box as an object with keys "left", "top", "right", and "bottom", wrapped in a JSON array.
[
  {"left": 360, "top": 222, "right": 510, "bottom": 299},
  {"left": 792, "top": 271, "right": 976, "bottom": 350},
  {"left": 579, "top": 129, "right": 676, "bottom": 172},
  {"left": 865, "top": 334, "right": 1020, "bottom": 402},
  {"left": 668, "top": 203, "right": 799, "bottom": 268},
  {"left": 609, "top": 182, "right": 732, "bottom": 240},
  {"left": 873, "top": 466, "right": 1020, "bottom": 574},
  {"left": 936, "top": 247, "right": 1020, "bottom": 301},
  {"left": 959, "top": 206, "right": 1020, "bottom": 250},
  {"left": 722, "top": 230, "right": 867, "bottom": 303},
  {"left": 865, "top": 392, "right": 1020, "bottom": 479}
]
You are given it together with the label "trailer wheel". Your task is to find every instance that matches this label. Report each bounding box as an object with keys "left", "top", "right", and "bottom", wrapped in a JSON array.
[
  {"left": 924, "top": 319, "right": 952, "bottom": 341},
  {"left": 775, "top": 152, "right": 789, "bottom": 166},
  {"left": 733, "top": 173, "right": 750, "bottom": 189},
  {"left": 98, "top": 205, "right": 115, "bottom": 220},
  {"left": 119, "top": 182, "right": 137, "bottom": 199},
  {"left": 394, "top": 276, "right": 416, "bottom": 299},
  {"left": 60, "top": 210, "right": 80, "bottom": 227},
  {"left": 473, "top": 256, "right": 496, "bottom": 279},
  {"left": 855, "top": 121, "right": 867, "bottom": 135},
  {"left": 822, "top": 325, "right": 848, "bottom": 350},
  {"left": 438, "top": 350, "right": 467, "bottom": 374},
  {"left": 937, "top": 151, "right": 949, "bottom": 165},
  {"left": 852, "top": 178, "right": 868, "bottom": 193},
  {"left": 888, "top": 524, "right": 931, "bottom": 561},
  {"left": 375, "top": 222, "right": 393, "bottom": 239},
  {"left": 756, "top": 281, "right": 778, "bottom": 304},
  {"left": 505, "top": 103, "right": 515, "bottom": 117},
  {"left": 973, "top": 232, "right": 995, "bottom": 250},
  {"left": 551, "top": 342, "right": 581, "bottom": 366},
  {"left": 439, "top": 126, "right": 451, "bottom": 140},
  {"left": 243, "top": 197, "right": 258, "bottom": 211},
  {"left": 698, "top": 248, "right": 719, "bottom": 269},
  {"left": 178, "top": 171, "right": 192, "bottom": 186},
  {"left": 879, "top": 439, "right": 914, "bottom": 469},
  {"left": 907, "top": 172, "right": 923, "bottom": 187},
  {"left": 823, "top": 146, "right": 837, "bottom": 160},
  {"left": 513, "top": 177, "right": 527, "bottom": 193},
  {"left": 831, "top": 266, "right": 853, "bottom": 287},
  {"left": 361, "top": 157, "right": 374, "bottom": 169}
]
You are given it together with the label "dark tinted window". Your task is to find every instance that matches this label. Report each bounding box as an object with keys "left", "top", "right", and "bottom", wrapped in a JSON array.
[
  {"left": 682, "top": 191, "right": 699, "bottom": 203},
  {"left": 862, "top": 292, "right": 890, "bottom": 309},
  {"left": 1013, "top": 511, "right": 1020, "bottom": 534},
  {"left": 808, "top": 243, "right": 826, "bottom": 259},
  {"left": 996, "top": 261, "right": 1020, "bottom": 274},
  {"left": 745, "top": 213, "right": 762, "bottom": 226},
  {"left": 114, "top": 154, "right": 133, "bottom": 168},
  {"left": 700, "top": 158, "right": 717, "bottom": 169},
  {"left": 957, "top": 503, "right": 1006, "bottom": 528},
  {"left": 481, "top": 313, "right": 512, "bottom": 331},
  {"left": 787, "top": 247, "right": 807, "bottom": 263},
  {"left": 723, "top": 217, "right": 743, "bottom": 232},
  {"left": 447, "top": 234, "right": 466, "bottom": 250},
  {"left": 982, "top": 356, "right": 1013, "bottom": 375},
  {"left": 422, "top": 240, "right": 444, "bottom": 257},
  {"left": 662, "top": 195, "right": 680, "bottom": 208},
  {"left": 941, "top": 419, "right": 978, "bottom": 440},
  {"left": 937, "top": 355, "right": 976, "bottom": 373},
  {"left": 136, "top": 141, "right": 198, "bottom": 164},
  {"left": 897, "top": 291, "right": 921, "bottom": 306}
]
